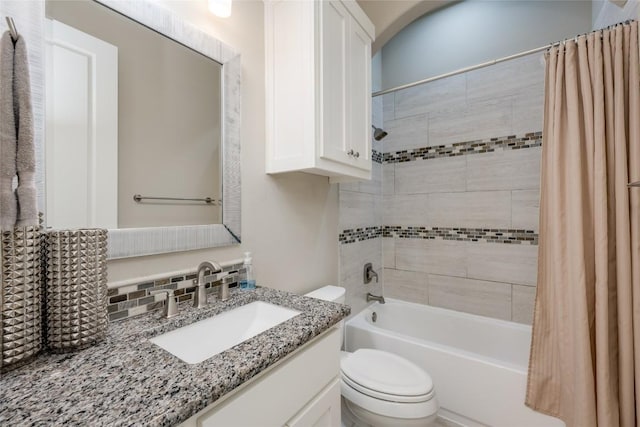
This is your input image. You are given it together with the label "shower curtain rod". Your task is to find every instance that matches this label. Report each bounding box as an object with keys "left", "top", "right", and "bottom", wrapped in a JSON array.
[{"left": 372, "top": 19, "right": 635, "bottom": 98}]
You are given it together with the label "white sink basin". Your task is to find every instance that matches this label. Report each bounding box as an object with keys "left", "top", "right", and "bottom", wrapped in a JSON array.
[{"left": 150, "top": 301, "right": 301, "bottom": 364}]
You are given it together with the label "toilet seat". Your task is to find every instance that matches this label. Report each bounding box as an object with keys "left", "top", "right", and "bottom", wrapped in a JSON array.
[
  {"left": 341, "top": 349, "right": 434, "bottom": 401},
  {"left": 342, "top": 373, "right": 435, "bottom": 403},
  {"left": 340, "top": 349, "right": 438, "bottom": 421}
]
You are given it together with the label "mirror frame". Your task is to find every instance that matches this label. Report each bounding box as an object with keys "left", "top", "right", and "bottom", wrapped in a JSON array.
[{"left": 87, "top": 0, "right": 242, "bottom": 259}]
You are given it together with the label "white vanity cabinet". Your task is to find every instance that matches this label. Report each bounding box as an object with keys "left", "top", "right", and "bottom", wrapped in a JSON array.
[
  {"left": 265, "top": 0, "right": 375, "bottom": 182},
  {"left": 178, "top": 327, "right": 341, "bottom": 427}
]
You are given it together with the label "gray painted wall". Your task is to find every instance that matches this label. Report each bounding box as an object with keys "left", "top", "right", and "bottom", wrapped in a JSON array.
[{"left": 381, "top": 0, "right": 592, "bottom": 90}]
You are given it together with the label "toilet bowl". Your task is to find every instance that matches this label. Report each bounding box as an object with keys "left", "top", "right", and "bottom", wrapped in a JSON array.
[{"left": 305, "top": 286, "right": 439, "bottom": 427}]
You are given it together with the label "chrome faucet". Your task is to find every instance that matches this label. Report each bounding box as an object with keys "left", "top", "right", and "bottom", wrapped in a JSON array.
[
  {"left": 364, "top": 263, "right": 379, "bottom": 284},
  {"left": 149, "top": 289, "right": 178, "bottom": 318},
  {"left": 194, "top": 261, "right": 223, "bottom": 308},
  {"left": 366, "top": 293, "right": 385, "bottom": 304}
]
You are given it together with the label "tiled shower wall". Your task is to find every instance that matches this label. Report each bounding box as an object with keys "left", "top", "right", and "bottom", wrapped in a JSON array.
[
  {"left": 338, "top": 55, "right": 383, "bottom": 316},
  {"left": 381, "top": 53, "right": 544, "bottom": 324}
]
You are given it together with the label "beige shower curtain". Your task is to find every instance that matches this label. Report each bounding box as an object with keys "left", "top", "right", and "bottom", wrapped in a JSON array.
[{"left": 526, "top": 21, "right": 640, "bottom": 427}]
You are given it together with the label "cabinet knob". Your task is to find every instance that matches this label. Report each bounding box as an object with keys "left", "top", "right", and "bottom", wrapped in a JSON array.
[
  {"left": 347, "top": 149, "right": 354, "bottom": 156},
  {"left": 355, "top": 151, "right": 360, "bottom": 158}
]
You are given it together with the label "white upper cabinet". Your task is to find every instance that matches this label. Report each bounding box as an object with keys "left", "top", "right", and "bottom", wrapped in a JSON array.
[{"left": 265, "top": 0, "right": 374, "bottom": 181}]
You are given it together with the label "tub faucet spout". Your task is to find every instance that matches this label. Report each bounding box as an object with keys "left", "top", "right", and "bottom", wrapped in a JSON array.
[{"left": 367, "top": 293, "right": 385, "bottom": 304}]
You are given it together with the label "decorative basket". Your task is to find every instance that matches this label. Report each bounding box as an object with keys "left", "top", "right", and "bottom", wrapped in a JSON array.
[
  {"left": 0, "top": 226, "right": 43, "bottom": 369},
  {"left": 45, "top": 229, "right": 108, "bottom": 352}
]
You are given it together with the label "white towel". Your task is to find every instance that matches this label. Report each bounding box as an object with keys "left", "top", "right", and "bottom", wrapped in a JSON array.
[
  {"left": 13, "top": 34, "right": 37, "bottom": 227},
  {"left": 0, "top": 31, "right": 17, "bottom": 231}
]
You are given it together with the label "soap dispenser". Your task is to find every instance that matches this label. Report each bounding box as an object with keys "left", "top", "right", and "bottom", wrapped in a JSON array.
[{"left": 240, "top": 252, "right": 256, "bottom": 290}]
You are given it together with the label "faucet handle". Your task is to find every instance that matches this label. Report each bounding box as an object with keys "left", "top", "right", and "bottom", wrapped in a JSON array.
[
  {"left": 149, "top": 289, "right": 178, "bottom": 318},
  {"left": 219, "top": 282, "right": 230, "bottom": 301},
  {"left": 364, "top": 262, "right": 379, "bottom": 284}
]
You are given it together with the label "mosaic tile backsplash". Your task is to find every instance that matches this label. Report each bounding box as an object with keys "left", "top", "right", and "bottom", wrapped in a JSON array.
[{"left": 107, "top": 262, "right": 244, "bottom": 322}]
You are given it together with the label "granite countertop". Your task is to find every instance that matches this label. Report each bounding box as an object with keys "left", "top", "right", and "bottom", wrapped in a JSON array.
[{"left": 0, "top": 287, "right": 350, "bottom": 426}]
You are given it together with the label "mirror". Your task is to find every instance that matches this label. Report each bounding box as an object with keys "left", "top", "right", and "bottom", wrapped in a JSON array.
[{"left": 43, "top": 0, "right": 241, "bottom": 259}]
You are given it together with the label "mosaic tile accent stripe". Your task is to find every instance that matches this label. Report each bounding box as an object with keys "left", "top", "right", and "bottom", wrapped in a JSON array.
[
  {"left": 372, "top": 149, "right": 382, "bottom": 164},
  {"left": 339, "top": 227, "right": 382, "bottom": 244},
  {"left": 383, "top": 131, "right": 542, "bottom": 164},
  {"left": 106, "top": 262, "right": 244, "bottom": 322},
  {"left": 338, "top": 226, "right": 538, "bottom": 245},
  {"left": 382, "top": 226, "right": 538, "bottom": 245}
]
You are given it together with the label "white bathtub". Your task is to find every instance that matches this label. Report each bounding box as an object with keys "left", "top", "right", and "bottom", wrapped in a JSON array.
[{"left": 344, "top": 299, "right": 564, "bottom": 427}]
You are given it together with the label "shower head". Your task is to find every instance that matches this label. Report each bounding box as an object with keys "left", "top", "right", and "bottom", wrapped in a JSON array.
[{"left": 372, "top": 125, "right": 388, "bottom": 141}]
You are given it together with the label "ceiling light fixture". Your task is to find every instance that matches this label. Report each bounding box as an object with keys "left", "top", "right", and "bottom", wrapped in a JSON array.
[{"left": 208, "top": 0, "right": 232, "bottom": 18}]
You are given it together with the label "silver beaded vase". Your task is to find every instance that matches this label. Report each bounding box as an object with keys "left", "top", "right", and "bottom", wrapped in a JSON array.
[
  {"left": 45, "top": 229, "right": 108, "bottom": 352},
  {"left": 0, "top": 226, "right": 43, "bottom": 369}
]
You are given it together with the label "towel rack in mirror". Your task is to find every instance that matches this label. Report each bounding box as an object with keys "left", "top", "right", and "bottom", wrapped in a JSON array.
[
  {"left": 133, "top": 194, "right": 220, "bottom": 204},
  {"left": 628, "top": 182, "right": 640, "bottom": 188}
]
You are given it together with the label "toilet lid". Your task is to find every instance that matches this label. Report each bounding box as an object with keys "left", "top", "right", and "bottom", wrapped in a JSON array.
[{"left": 341, "top": 349, "right": 433, "bottom": 399}]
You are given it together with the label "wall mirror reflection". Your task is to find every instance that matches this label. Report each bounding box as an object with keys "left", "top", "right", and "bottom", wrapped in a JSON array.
[
  {"left": 45, "top": 0, "right": 223, "bottom": 230},
  {"left": 41, "top": 0, "right": 241, "bottom": 259}
]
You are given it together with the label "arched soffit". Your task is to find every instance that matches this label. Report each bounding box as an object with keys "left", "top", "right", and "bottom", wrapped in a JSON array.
[{"left": 357, "top": 0, "right": 458, "bottom": 54}]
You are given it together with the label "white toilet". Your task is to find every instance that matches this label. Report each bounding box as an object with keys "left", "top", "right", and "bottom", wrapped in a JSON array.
[{"left": 305, "top": 286, "right": 439, "bottom": 427}]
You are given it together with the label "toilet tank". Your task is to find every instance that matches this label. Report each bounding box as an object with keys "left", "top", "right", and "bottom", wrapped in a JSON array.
[
  {"left": 304, "top": 286, "right": 346, "bottom": 304},
  {"left": 305, "top": 286, "right": 347, "bottom": 347}
]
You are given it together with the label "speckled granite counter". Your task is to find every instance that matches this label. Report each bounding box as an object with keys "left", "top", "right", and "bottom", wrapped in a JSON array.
[{"left": 0, "top": 287, "right": 349, "bottom": 426}]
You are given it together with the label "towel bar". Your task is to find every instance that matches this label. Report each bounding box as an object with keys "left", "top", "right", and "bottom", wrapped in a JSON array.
[
  {"left": 628, "top": 182, "right": 640, "bottom": 188},
  {"left": 5, "top": 17, "right": 18, "bottom": 41},
  {"left": 133, "top": 194, "right": 220, "bottom": 204}
]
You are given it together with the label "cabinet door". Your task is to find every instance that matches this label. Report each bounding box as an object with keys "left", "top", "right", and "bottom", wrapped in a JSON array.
[
  {"left": 319, "top": 0, "right": 350, "bottom": 166},
  {"left": 286, "top": 379, "right": 341, "bottom": 427},
  {"left": 347, "top": 19, "right": 371, "bottom": 171}
]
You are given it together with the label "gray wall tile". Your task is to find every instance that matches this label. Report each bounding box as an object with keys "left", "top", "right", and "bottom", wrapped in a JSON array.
[
  {"left": 383, "top": 237, "right": 395, "bottom": 268},
  {"left": 383, "top": 268, "right": 428, "bottom": 304},
  {"left": 395, "top": 156, "right": 466, "bottom": 194},
  {"left": 512, "top": 86, "right": 545, "bottom": 136},
  {"left": 340, "top": 53, "right": 544, "bottom": 324},
  {"left": 396, "top": 238, "right": 467, "bottom": 277},
  {"left": 428, "top": 99, "right": 512, "bottom": 147},
  {"left": 394, "top": 74, "right": 466, "bottom": 119},
  {"left": 428, "top": 191, "right": 512, "bottom": 228},
  {"left": 383, "top": 194, "right": 430, "bottom": 227},
  {"left": 428, "top": 274, "right": 512, "bottom": 320},
  {"left": 383, "top": 93, "right": 395, "bottom": 121},
  {"left": 466, "top": 53, "right": 544, "bottom": 104},
  {"left": 512, "top": 284, "right": 536, "bottom": 324},
  {"left": 382, "top": 164, "right": 395, "bottom": 196},
  {"left": 512, "top": 189, "right": 540, "bottom": 231},
  {"left": 467, "top": 242, "right": 538, "bottom": 286},
  {"left": 359, "top": 162, "right": 383, "bottom": 195},
  {"left": 466, "top": 147, "right": 541, "bottom": 191},
  {"left": 339, "top": 190, "right": 379, "bottom": 230},
  {"left": 383, "top": 113, "right": 429, "bottom": 152}
]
